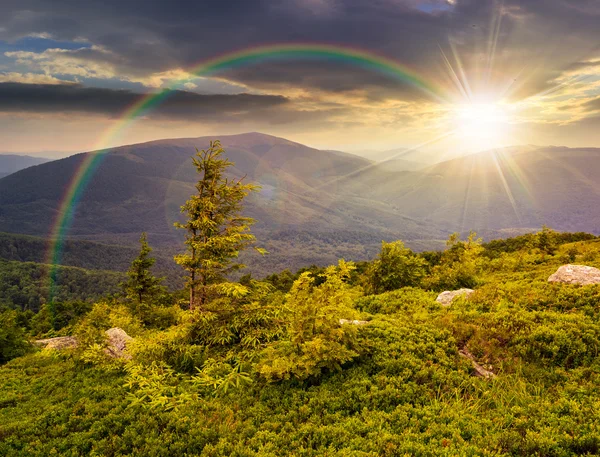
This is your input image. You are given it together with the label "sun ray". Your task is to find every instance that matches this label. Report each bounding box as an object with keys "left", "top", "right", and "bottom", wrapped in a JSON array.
[
  {"left": 491, "top": 150, "right": 522, "bottom": 223},
  {"left": 305, "top": 129, "right": 458, "bottom": 194},
  {"left": 485, "top": 0, "right": 505, "bottom": 84},
  {"left": 459, "top": 158, "right": 476, "bottom": 232},
  {"left": 438, "top": 44, "right": 470, "bottom": 102},
  {"left": 448, "top": 40, "right": 474, "bottom": 101}
]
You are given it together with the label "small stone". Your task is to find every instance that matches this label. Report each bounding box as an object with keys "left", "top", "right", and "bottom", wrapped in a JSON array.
[
  {"left": 35, "top": 327, "right": 133, "bottom": 359},
  {"left": 339, "top": 319, "right": 369, "bottom": 326}
]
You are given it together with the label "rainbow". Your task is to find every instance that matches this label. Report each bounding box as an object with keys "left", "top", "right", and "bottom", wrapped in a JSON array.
[{"left": 44, "top": 42, "right": 445, "bottom": 303}]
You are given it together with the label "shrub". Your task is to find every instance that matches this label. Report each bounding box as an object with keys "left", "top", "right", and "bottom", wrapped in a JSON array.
[{"left": 0, "top": 310, "right": 31, "bottom": 364}]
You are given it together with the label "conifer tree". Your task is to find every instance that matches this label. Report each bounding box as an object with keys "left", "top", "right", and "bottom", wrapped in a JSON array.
[
  {"left": 122, "top": 233, "right": 165, "bottom": 314},
  {"left": 174, "top": 140, "right": 260, "bottom": 310}
]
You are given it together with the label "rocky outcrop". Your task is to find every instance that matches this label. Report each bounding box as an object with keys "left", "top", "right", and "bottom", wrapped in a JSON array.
[
  {"left": 35, "top": 336, "right": 78, "bottom": 350},
  {"left": 548, "top": 264, "right": 600, "bottom": 285},
  {"left": 35, "top": 327, "right": 132, "bottom": 358},
  {"left": 436, "top": 288, "right": 474, "bottom": 306}
]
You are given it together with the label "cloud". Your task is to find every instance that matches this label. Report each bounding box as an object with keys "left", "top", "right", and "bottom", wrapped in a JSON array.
[
  {"left": 1, "top": 0, "right": 599, "bottom": 105},
  {"left": 0, "top": 82, "right": 292, "bottom": 121},
  {"left": 0, "top": 71, "right": 70, "bottom": 84},
  {"left": 583, "top": 97, "right": 600, "bottom": 113},
  {"left": 1, "top": 0, "right": 600, "bottom": 153}
]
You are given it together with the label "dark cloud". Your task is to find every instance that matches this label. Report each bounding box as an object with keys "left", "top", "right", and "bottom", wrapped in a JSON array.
[
  {"left": 0, "top": 0, "right": 599, "bottom": 104},
  {"left": 216, "top": 61, "right": 433, "bottom": 102},
  {"left": 0, "top": 82, "right": 290, "bottom": 120}
]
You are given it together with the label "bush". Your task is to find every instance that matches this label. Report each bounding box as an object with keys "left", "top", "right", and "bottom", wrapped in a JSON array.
[
  {"left": 0, "top": 310, "right": 31, "bottom": 364},
  {"left": 363, "top": 241, "right": 427, "bottom": 294}
]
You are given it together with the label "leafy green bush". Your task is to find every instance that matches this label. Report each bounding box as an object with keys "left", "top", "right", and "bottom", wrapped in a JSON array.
[
  {"left": 256, "top": 261, "right": 361, "bottom": 382},
  {"left": 363, "top": 240, "right": 427, "bottom": 294},
  {"left": 426, "top": 232, "right": 484, "bottom": 291},
  {"left": 0, "top": 309, "right": 31, "bottom": 364}
]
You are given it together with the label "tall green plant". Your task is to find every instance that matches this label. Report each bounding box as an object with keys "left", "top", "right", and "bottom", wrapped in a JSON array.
[
  {"left": 174, "top": 140, "right": 260, "bottom": 310},
  {"left": 122, "top": 233, "right": 166, "bottom": 316}
]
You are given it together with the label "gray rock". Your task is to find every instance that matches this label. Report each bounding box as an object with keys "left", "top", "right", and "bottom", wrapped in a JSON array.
[
  {"left": 104, "top": 327, "right": 133, "bottom": 359},
  {"left": 436, "top": 288, "right": 474, "bottom": 306},
  {"left": 548, "top": 264, "right": 600, "bottom": 285},
  {"left": 35, "top": 336, "right": 78, "bottom": 350},
  {"left": 459, "top": 348, "right": 495, "bottom": 379},
  {"left": 35, "top": 327, "right": 132, "bottom": 359}
]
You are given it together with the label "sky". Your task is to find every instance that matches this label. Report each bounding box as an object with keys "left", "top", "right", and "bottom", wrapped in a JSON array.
[{"left": 1, "top": 0, "right": 600, "bottom": 158}]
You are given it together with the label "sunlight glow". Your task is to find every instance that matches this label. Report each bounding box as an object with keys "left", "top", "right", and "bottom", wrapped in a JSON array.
[{"left": 451, "top": 101, "right": 511, "bottom": 149}]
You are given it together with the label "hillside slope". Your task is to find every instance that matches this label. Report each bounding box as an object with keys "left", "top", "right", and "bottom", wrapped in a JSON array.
[
  {"left": 0, "top": 133, "right": 443, "bottom": 274},
  {"left": 2, "top": 137, "right": 600, "bottom": 275},
  {"left": 3, "top": 234, "right": 600, "bottom": 455},
  {"left": 0, "top": 154, "right": 49, "bottom": 179},
  {"left": 341, "top": 146, "right": 600, "bottom": 234}
]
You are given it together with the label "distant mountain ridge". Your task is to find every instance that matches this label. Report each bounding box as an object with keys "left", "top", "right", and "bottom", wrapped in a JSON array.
[
  {"left": 0, "top": 154, "right": 50, "bottom": 179},
  {"left": 0, "top": 133, "right": 443, "bottom": 275},
  {"left": 0, "top": 133, "right": 599, "bottom": 275},
  {"left": 340, "top": 145, "right": 600, "bottom": 234}
]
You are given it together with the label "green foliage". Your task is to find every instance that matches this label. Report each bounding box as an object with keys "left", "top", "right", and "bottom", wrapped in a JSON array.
[
  {"left": 121, "top": 233, "right": 167, "bottom": 323},
  {"left": 0, "top": 309, "right": 31, "bottom": 364},
  {"left": 0, "top": 258, "right": 122, "bottom": 312},
  {"left": 5, "top": 231, "right": 600, "bottom": 455},
  {"left": 482, "top": 229, "right": 595, "bottom": 259},
  {"left": 73, "top": 302, "right": 143, "bottom": 358},
  {"left": 28, "top": 301, "right": 92, "bottom": 337},
  {"left": 363, "top": 240, "right": 427, "bottom": 294},
  {"left": 356, "top": 287, "right": 438, "bottom": 315},
  {"left": 256, "top": 260, "right": 361, "bottom": 382},
  {"left": 427, "top": 231, "right": 484, "bottom": 290},
  {"left": 125, "top": 362, "right": 197, "bottom": 410},
  {"left": 536, "top": 225, "right": 559, "bottom": 256},
  {"left": 192, "top": 358, "right": 253, "bottom": 396},
  {"left": 188, "top": 281, "right": 285, "bottom": 351},
  {"left": 0, "top": 231, "right": 183, "bottom": 289},
  {"left": 174, "top": 140, "right": 260, "bottom": 309}
]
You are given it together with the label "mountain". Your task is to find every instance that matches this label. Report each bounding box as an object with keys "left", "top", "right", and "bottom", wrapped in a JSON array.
[
  {"left": 0, "top": 133, "right": 443, "bottom": 276},
  {"left": 372, "top": 158, "right": 426, "bottom": 172},
  {"left": 2, "top": 135, "right": 599, "bottom": 276},
  {"left": 353, "top": 147, "right": 442, "bottom": 165},
  {"left": 340, "top": 146, "right": 600, "bottom": 234},
  {"left": 0, "top": 154, "right": 50, "bottom": 179}
]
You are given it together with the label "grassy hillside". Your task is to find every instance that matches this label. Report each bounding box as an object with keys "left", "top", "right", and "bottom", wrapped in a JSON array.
[{"left": 2, "top": 231, "right": 600, "bottom": 455}]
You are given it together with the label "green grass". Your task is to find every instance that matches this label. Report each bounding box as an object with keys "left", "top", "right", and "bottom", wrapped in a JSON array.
[{"left": 2, "top": 235, "right": 600, "bottom": 455}]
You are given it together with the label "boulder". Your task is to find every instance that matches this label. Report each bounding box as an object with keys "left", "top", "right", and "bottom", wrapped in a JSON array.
[
  {"left": 436, "top": 288, "right": 474, "bottom": 306},
  {"left": 104, "top": 327, "right": 133, "bottom": 359},
  {"left": 35, "top": 336, "right": 78, "bottom": 350},
  {"left": 35, "top": 327, "right": 132, "bottom": 359},
  {"left": 339, "top": 319, "right": 369, "bottom": 326},
  {"left": 548, "top": 264, "right": 600, "bottom": 285}
]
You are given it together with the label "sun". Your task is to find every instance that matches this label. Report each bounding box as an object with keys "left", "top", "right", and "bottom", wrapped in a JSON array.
[{"left": 450, "top": 101, "right": 513, "bottom": 150}]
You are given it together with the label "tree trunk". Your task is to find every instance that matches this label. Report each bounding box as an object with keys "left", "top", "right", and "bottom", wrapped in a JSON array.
[{"left": 190, "top": 270, "right": 196, "bottom": 310}]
